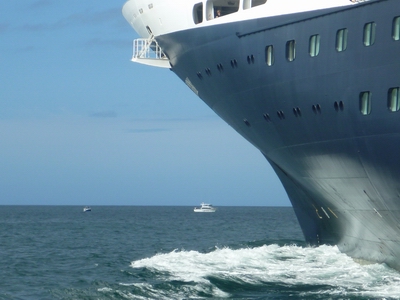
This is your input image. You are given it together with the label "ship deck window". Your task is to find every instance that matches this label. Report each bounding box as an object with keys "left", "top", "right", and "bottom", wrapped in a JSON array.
[
  {"left": 243, "top": 0, "right": 267, "bottom": 10},
  {"left": 206, "top": 0, "right": 239, "bottom": 20},
  {"left": 363, "top": 22, "right": 376, "bottom": 46},
  {"left": 193, "top": 3, "right": 203, "bottom": 24},
  {"left": 309, "top": 34, "right": 320, "bottom": 57},
  {"left": 286, "top": 40, "right": 296, "bottom": 62},
  {"left": 393, "top": 16, "right": 400, "bottom": 41},
  {"left": 388, "top": 87, "right": 400, "bottom": 112},
  {"left": 265, "top": 45, "right": 274, "bottom": 66},
  {"left": 360, "top": 91, "right": 372, "bottom": 115},
  {"left": 336, "top": 28, "right": 348, "bottom": 52}
]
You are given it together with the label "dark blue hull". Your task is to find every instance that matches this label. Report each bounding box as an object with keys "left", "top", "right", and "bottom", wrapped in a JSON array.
[{"left": 157, "top": 0, "right": 400, "bottom": 270}]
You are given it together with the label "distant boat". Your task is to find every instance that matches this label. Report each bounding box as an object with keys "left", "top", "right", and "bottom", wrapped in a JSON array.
[
  {"left": 83, "top": 206, "right": 91, "bottom": 212},
  {"left": 194, "top": 203, "right": 216, "bottom": 213}
]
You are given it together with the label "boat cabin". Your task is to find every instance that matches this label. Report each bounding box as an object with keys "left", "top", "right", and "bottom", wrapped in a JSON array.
[{"left": 193, "top": 0, "right": 267, "bottom": 23}]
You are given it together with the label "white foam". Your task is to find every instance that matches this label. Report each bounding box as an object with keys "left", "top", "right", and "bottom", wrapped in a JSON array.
[
  {"left": 97, "top": 287, "right": 112, "bottom": 292},
  {"left": 127, "top": 245, "right": 400, "bottom": 298}
]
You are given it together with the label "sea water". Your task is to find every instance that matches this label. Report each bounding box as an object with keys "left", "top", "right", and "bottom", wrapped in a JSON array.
[{"left": 1, "top": 206, "right": 400, "bottom": 299}]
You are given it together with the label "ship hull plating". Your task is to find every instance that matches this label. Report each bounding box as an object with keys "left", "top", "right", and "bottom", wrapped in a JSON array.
[{"left": 154, "top": 0, "right": 400, "bottom": 270}]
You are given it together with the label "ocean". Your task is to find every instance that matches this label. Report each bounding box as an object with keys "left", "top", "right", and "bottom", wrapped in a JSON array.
[{"left": 1, "top": 206, "right": 400, "bottom": 300}]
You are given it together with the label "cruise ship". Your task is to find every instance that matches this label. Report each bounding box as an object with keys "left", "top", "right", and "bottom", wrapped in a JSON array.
[{"left": 122, "top": 0, "right": 400, "bottom": 270}]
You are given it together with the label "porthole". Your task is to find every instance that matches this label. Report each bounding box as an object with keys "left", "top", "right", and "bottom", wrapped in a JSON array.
[
  {"left": 293, "top": 107, "right": 301, "bottom": 117},
  {"left": 230, "top": 59, "right": 238, "bottom": 68},
  {"left": 393, "top": 16, "right": 400, "bottom": 41},
  {"left": 247, "top": 55, "right": 255, "bottom": 64},
  {"left": 193, "top": 2, "right": 203, "bottom": 24},
  {"left": 312, "top": 104, "right": 321, "bottom": 114},
  {"left": 265, "top": 45, "right": 274, "bottom": 66},
  {"left": 334, "top": 101, "right": 344, "bottom": 112},
  {"left": 388, "top": 87, "right": 400, "bottom": 112},
  {"left": 309, "top": 34, "right": 320, "bottom": 57},
  {"left": 263, "top": 113, "right": 271, "bottom": 122},
  {"left": 336, "top": 28, "right": 348, "bottom": 52},
  {"left": 286, "top": 40, "right": 296, "bottom": 62},
  {"left": 363, "top": 22, "right": 376, "bottom": 46},
  {"left": 360, "top": 91, "right": 372, "bottom": 115}
]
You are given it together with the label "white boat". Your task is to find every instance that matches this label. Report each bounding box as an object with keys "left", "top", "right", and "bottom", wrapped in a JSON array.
[
  {"left": 83, "top": 206, "right": 91, "bottom": 212},
  {"left": 194, "top": 203, "right": 216, "bottom": 212}
]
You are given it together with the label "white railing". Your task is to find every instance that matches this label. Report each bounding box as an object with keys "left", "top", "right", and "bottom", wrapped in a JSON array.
[{"left": 131, "top": 36, "right": 170, "bottom": 68}]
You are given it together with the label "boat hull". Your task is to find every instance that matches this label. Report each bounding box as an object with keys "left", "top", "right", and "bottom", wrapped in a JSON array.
[
  {"left": 193, "top": 209, "right": 216, "bottom": 212},
  {"left": 155, "top": 0, "right": 400, "bottom": 270}
]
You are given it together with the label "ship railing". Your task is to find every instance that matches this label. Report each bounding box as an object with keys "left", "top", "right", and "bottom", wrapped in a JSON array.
[{"left": 132, "top": 35, "right": 170, "bottom": 68}]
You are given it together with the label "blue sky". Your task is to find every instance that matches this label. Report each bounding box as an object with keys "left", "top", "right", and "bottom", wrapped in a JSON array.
[{"left": 0, "top": 0, "right": 290, "bottom": 206}]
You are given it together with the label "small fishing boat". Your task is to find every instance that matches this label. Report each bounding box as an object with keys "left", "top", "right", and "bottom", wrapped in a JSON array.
[
  {"left": 83, "top": 206, "right": 91, "bottom": 212},
  {"left": 194, "top": 203, "right": 216, "bottom": 213}
]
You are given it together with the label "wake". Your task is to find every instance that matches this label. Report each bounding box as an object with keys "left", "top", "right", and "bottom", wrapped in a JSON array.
[{"left": 109, "top": 244, "right": 400, "bottom": 299}]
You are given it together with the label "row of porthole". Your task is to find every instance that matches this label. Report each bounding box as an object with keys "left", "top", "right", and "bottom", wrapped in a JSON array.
[
  {"left": 360, "top": 88, "right": 400, "bottom": 115},
  {"left": 196, "top": 15, "right": 400, "bottom": 79},
  {"left": 196, "top": 57, "right": 252, "bottom": 79},
  {"left": 244, "top": 88, "right": 399, "bottom": 125},
  {"left": 243, "top": 101, "right": 345, "bottom": 126}
]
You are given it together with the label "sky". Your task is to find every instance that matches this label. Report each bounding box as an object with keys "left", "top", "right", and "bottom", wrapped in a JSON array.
[{"left": 0, "top": 0, "right": 290, "bottom": 206}]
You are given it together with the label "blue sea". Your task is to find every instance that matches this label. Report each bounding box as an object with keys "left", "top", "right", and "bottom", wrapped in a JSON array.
[{"left": 1, "top": 206, "right": 400, "bottom": 300}]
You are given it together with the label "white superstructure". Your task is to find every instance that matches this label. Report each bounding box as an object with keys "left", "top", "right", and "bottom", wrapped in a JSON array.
[{"left": 123, "top": 0, "right": 359, "bottom": 39}]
